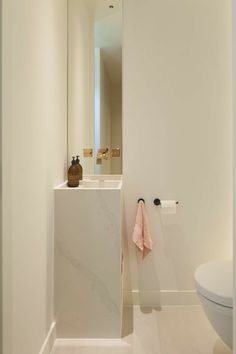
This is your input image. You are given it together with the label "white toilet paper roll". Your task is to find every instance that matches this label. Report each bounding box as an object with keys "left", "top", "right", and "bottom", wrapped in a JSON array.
[{"left": 160, "top": 200, "right": 177, "bottom": 215}]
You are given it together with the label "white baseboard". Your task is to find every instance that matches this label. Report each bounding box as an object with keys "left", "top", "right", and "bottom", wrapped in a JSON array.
[
  {"left": 39, "top": 322, "right": 56, "bottom": 354},
  {"left": 123, "top": 290, "right": 199, "bottom": 306}
]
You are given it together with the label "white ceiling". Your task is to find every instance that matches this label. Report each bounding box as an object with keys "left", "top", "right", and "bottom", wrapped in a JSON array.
[
  {"left": 85, "top": 0, "right": 122, "bottom": 85},
  {"left": 101, "top": 47, "right": 122, "bottom": 85},
  {"left": 95, "top": 12, "right": 122, "bottom": 49},
  {"left": 86, "top": 0, "right": 122, "bottom": 21}
]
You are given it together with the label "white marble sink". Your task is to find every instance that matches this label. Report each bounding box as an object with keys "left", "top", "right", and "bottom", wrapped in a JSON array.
[
  {"left": 54, "top": 175, "right": 123, "bottom": 339},
  {"left": 57, "top": 175, "right": 122, "bottom": 190},
  {"left": 80, "top": 179, "right": 121, "bottom": 189}
]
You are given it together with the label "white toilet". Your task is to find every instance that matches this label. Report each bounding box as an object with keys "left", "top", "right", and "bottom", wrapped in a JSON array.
[{"left": 194, "top": 260, "right": 233, "bottom": 349}]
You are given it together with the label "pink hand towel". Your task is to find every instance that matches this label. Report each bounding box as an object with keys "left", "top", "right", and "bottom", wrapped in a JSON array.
[{"left": 132, "top": 201, "right": 153, "bottom": 258}]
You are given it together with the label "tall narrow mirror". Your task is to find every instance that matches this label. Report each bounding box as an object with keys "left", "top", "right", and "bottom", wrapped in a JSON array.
[{"left": 68, "top": 0, "right": 122, "bottom": 175}]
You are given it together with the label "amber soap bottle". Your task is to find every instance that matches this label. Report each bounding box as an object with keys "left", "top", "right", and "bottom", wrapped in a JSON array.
[
  {"left": 75, "top": 155, "right": 83, "bottom": 181},
  {"left": 67, "top": 157, "right": 80, "bottom": 187}
]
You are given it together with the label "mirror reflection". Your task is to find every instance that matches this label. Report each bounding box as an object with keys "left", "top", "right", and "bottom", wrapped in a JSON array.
[{"left": 68, "top": 0, "right": 122, "bottom": 175}]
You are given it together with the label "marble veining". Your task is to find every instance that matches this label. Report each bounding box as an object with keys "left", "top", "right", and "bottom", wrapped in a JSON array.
[{"left": 54, "top": 182, "right": 123, "bottom": 338}]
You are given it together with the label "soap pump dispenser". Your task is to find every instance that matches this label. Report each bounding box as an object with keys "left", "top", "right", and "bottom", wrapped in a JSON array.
[
  {"left": 67, "top": 157, "right": 80, "bottom": 188},
  {"left": 75, "top": 155, "right": 83, "bottom": 181}
]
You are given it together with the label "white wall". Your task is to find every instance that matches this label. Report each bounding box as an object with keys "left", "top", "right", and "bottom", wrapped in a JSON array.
[
  {"left": 99, "top": 51, "right": 112, "bottom": 174},
  {"left": 2, "top": 0, "right": 67, "bottom": 353},
  {"left": 111, "top": 83, "right": 122, "bottom": 174},
  {"left": 123, "top": 0, "right": 232, "bottom": 305},
  {"left": 68, "top": 0, "right": 94, "bottom": 174},
  {"left": 0, "top": 0, "right": 2, "bottom": 350},
  {"left": 233, "top": 0, "right": 236, "bottom": 350}
]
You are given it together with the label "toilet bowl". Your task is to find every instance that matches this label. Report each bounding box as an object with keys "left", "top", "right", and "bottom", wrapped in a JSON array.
[{"left": 194, "top": 260, "right": 232, "bottom": 349}]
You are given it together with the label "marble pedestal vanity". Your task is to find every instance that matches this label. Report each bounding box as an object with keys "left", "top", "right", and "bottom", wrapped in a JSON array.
[{"left": 54, "top": 175, "right": 123, "bottom": 338}]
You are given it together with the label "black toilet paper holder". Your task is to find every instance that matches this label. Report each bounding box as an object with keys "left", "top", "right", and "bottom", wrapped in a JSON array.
[
  {"left": 137, "top": 198, "right": 179, "bottom": 205},
  {"left": 153, "top": 198, "right": 179, "bottom": 206}
]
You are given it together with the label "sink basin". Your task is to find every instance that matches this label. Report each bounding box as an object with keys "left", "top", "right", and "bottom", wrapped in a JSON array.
[
  {"left": 80, "top": 179, "right": 121, "bottom": 189},
  {"left": 56, "top": 175, "right": 122, "bottom": 190}
]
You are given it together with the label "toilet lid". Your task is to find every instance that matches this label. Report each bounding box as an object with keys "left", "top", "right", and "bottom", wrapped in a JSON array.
[{"left": 194, "top": 260, "right": 232, "bottom": 308}]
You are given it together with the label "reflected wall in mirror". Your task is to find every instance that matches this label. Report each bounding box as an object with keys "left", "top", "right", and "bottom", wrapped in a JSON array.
[{"left": 68, "top": 0, "right": 122, "bottom": 175}]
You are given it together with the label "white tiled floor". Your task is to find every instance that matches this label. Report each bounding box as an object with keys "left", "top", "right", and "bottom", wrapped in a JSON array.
[{"left": 51, "top": 306, "right": 232, "bottom": 354}]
